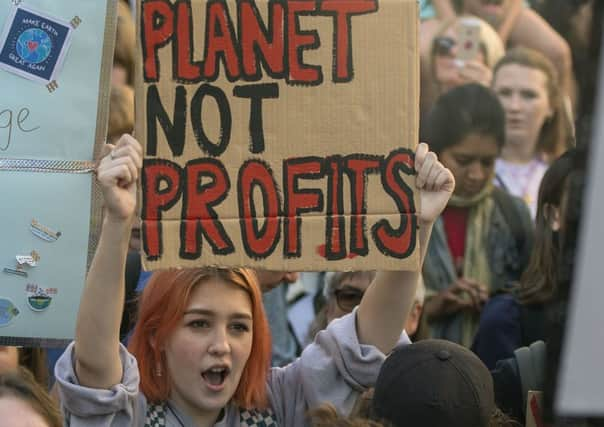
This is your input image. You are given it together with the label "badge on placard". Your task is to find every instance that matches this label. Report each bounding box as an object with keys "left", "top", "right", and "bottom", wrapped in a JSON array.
[
  {"left": 25, "top": 283, "right": 56, "bottom": 312},
  {"left": 0, "top": 297, "right": 20, "bottom": 327},
  {"left": 30, "top": 219, "right": 61, "bottom": 242},
  {"left": 0, "top": 4, "right": 74, "bottom": 84},
  {"left": 16, "top": 250, "right": 39, "bottom": 267}
]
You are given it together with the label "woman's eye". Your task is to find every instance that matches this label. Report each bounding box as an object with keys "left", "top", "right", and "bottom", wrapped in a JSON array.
[
  {"left": 230, "top": 323, "right": 250, "bottom": 333},
  {"left": 497, "top": 88, "right": 512, "bottom": 97},
  {"left": 189, "top": 319, "right": 209, "bottom": 329},
  {"left": 521, "top": 90, "right": 537, "bottom": 100},
  {"left": 454, "top": 157, "right": 472, "bottom": 166},
  {"left": 481, "top": 158, "right": 495, "bottom": 168}
]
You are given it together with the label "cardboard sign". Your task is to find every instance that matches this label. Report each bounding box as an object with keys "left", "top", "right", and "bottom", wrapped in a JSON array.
[
  {"left": 0, "top": 1, "right": 116, "bottom": 346},
  {"left": 556, "top": 29, "right": 604, "bottom": 416},
  {"left": 136, "top": 0, "right": 420, "bottom": 271}
]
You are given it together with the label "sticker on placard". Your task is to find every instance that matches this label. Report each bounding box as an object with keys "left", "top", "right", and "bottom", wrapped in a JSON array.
[
  {"left": 16, "top": 250, "right": 39, "bottom": 267},
  {"left": 3, "top": 267, "right": 27, "bottom": 277},
  {"left": 0, "top": 297, "right": 20, "bottom": 327},
  {"left": 30, "top": 219, "right": 61, "bottom": 242},
  {"left": 25, "top": 284, "right": 56, "bottom": 312},
  {"left": 0, "top": 4, "right": 74, "bottom": 84}
]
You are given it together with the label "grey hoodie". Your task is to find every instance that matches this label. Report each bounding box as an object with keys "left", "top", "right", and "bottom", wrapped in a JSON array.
[{"left": 55, "top": 309, "right": 410, "bottom": 427}]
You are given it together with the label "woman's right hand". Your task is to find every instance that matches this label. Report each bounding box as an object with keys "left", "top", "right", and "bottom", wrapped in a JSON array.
[
  {"left": 458, "top": 60, "right": 493, "bottom": 87},
  {"left": 97, "top": 134, "right": 142, "bottom": 222}
]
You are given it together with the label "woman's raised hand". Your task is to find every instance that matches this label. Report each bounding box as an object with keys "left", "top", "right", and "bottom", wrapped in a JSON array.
[
  {"left": 458, "top": 60, "right": 493, "bottom": 87},
  {"left": 97, "top": 134, "right": 142, "bottom": 221},
  {"left": 415, "top": 142, "right": 455, "bottom": 224}
]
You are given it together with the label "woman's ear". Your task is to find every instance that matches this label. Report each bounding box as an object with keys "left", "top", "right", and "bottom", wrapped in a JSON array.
[
  {"left": 148, "top": 332, "right": 162, "bottom": 352},
  {"left": 543, "top": 203, "right": 561, "bottom": 231}
]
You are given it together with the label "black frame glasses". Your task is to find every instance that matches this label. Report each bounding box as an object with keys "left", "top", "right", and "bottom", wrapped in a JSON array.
[{"left": 432, "top": 36, "right": 456, "bottom": 57}]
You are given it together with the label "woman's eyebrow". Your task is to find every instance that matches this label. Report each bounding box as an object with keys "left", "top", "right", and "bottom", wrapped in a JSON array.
[{"left": 183, "top": 308, "right": 252, "bottom": 321}]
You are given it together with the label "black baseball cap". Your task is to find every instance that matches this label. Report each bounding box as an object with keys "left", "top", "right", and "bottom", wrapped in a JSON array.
[{"left": 372, "top": 339, "right": 495, "bottom": 427}]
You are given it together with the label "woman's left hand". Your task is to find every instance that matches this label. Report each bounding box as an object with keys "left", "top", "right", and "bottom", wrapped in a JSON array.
[{"left": 415, "top": 142, "right": 455, "bottom": 224}]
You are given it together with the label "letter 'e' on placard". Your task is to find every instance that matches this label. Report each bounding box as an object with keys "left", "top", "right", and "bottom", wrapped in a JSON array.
[{"left": 135, "top": 0, "right": 420, "bottom": 272}]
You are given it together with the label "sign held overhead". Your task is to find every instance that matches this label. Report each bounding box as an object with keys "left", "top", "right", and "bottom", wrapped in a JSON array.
[{"left": 135, "top": 0, "right": 420, "bottom": 271}]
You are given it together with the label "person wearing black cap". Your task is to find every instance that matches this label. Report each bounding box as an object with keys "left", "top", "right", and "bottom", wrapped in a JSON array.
[{"left": 371, "top": 339, "right": 517, "bottom": 427}]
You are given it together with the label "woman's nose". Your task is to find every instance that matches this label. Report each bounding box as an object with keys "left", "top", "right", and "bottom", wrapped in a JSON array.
[
  {"left": 468, "top": 162, "right": 487, "bottom": 181},
  {"left": 208, "top": 328, "right": 230, "bottom": 356}
]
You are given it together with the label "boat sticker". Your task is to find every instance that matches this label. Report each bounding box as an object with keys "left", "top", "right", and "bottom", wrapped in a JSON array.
[{"left": 25, "top": 283, "right": 56, "bottom": 312}]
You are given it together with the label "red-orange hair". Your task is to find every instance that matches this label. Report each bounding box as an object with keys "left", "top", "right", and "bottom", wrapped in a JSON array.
[{"left": 127, "top": 268, "right": 271, "bottom": 409}]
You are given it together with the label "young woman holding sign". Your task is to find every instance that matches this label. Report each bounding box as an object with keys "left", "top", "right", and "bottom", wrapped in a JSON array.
[{"left": 54, "top": 135, "right": 454, "bottom": 427}]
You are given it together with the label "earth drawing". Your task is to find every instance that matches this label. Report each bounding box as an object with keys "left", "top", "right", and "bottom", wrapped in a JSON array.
[{"left": 16, "top": 28, "right": 52, "bottom": 64}]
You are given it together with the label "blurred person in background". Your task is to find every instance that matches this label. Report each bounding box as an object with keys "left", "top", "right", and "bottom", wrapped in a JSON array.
[
  {"left": 420, "top": 0, "right": 573, "bottom": 99},
  {"left": 421, "top": 84, "right": 533, "bottom": 347},
  {"left": 0, "top": 367, "right": 62, "bottom": 427},
  {"left": 492, "top": 47, "right": 573, "bottom": 218},
  {"left": 306, "top": 272, "right": 425, "bottom": 345},
  {"left": 420, "top": 15, "right": 504, "bottom": 123}
]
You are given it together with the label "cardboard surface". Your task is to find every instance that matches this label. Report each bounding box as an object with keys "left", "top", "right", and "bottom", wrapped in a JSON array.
[
  {"left": 136, "top": 0, "right": 419, "bottom": 271},
  {"left": 0, "top": 1, "right": 116, "bottom": 346}
]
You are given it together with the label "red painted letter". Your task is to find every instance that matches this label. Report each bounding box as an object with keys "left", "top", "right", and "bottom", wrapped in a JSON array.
[
  {"left": 283, "top": 157, "right": 324, "bottom": 257},
  {"left": 287, "top": 0, "right": 322, "bottom": 85},
  {"left": 239, "top": 0, "right": 285, "bottom": 78},
  {"left": 203, "top": 1, "right": 241, "bottom": 80},
  {"left": 372, "top": 149, "right": 417, "bottom": 259},
  {"left": 142, "top": 159, "right": 183, "bottom": 259},
  {"left": 175, "top": 1, "right": 202, "bottom": 81},
  {"left": 345, "top": 155, "right": 380, "bottom": 256},
  {"left": 324, "top": 156, "right": 346, "bottom": 259},
  {"left": 142, "top": 0, "right": 174, "bottom": 81},
  {"left": 320, "top": 0, "right": 378, "bottom": 82},
  {"left": 181, "top": 159, "right": 233, "bottom": 259},
  {"left": 238, "top": 160, "right": 281, "bottom": 259}
]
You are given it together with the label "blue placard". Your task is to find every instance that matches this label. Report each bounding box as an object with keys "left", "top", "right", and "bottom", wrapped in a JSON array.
[{"left": 0, "top": 0, "right": 115, "bottom": 346}]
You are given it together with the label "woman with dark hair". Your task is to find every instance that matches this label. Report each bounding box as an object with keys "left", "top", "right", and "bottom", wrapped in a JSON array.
[
  {"left": 473, "top": 149, "right": 582, "bottom": 370},
  {"left": 421, "top": 83, "right": 533, "bottom": 347},
  {"left": 469, "top": 148, "right": 589, "bottom": 424},
  {"left": 0, "top": 366, "right": 62, "bottom": 427}
]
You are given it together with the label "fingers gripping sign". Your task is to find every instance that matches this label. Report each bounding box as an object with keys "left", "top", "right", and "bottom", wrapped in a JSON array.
[
  {"left": 414, "top": 142, "right": 455, "bottom": 224},
  {"left": 96, "top": 134, "right": 143, "bottom": 221}
]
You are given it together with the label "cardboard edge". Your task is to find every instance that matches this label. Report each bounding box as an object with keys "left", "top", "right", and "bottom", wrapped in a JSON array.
[{"left": 87, "top": 0, "right": 119, "bottom": 270}]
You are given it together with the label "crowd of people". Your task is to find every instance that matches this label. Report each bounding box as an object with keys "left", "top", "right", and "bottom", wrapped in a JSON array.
[{"left": 1, "top": 0, "right": 603, "bottom": 426}]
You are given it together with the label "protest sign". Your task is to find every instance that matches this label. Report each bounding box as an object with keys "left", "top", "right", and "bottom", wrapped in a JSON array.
[
  {"left": 136, "top": 0, "right": 420, "bottom": 271},
  {"left": 556, "top": 30, "right": 604, "bottom": 417},
  {"left": 0, "top": 1, "right": 116, "bottom": 346}
]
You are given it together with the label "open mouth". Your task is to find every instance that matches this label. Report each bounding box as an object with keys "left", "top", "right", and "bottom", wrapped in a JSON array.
[{"left": 201, "top": 367, "right": 230, "bottom": 391}]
